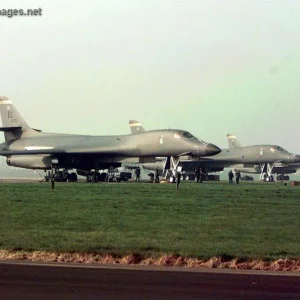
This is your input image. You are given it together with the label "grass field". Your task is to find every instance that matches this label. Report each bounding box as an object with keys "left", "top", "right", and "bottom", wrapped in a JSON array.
[{"left": 1, "top": 181, "right": 300, "bottom": 260}]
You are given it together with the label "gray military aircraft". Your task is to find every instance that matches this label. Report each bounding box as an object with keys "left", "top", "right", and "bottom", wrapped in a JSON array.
[
  {"left": 131, "top": 121, "right": 300, "bottom": 181},
  {"left": 0, "top": 97, "right": 221, "bottom": 187},
  {"left": 227, "top": 134, "right": 300, "bottom": 180}
]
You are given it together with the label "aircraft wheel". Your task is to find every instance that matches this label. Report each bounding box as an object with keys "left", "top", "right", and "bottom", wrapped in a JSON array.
[
  {"left": 99, "top": 173, "right": 106, "bottom": 182},
  {"left": 68, "top": 172, "right": 78, "bottom": 182},
  {"left": 72, "top": 172, "right": 78, "bottom": 181},
  {"left": 86, "top": 174, "right": 92, "bottom": 182},
  {"left": 92, "top": 173, "right": 99, "bottom": 183}
]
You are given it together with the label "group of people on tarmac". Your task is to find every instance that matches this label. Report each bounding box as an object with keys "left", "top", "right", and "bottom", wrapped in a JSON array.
[
  {"left": 135, "top": 166, "right": 243, "bottom": 184},
  {"left": 195, "top": 167, "right": 243, "bottom": 184},
  {"left": 135, "top": 167, "right": 160, "bottom": 183},
  {"left": 228, "top": 169, "right": 241, "bottom": 184}
]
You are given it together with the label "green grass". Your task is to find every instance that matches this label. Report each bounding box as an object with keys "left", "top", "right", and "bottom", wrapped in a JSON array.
[{"left": 1, "top": 181, "right": 300, "bottom": 260}]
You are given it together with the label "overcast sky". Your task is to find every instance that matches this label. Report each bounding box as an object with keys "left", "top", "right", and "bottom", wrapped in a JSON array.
[{"left": 0, "top": 0, "right": 300, "bottom": 152}]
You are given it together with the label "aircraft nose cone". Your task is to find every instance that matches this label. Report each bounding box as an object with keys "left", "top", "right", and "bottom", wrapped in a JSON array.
[
  {"left": 292, "top": 154, "right": 300, "bottom": 163},
  {"left": 205, "top": 143, "right": 221, "bottom": 156}
]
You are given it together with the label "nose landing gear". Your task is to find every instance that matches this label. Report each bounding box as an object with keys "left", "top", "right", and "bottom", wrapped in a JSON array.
[{"left": 162, "top": 156, "right": 182, "bottom": 189}]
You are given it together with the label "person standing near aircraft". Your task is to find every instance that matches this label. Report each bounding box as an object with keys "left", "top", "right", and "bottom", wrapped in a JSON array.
[
  {"left": 155, "top": 168, "right": 160, "bottom": 183},
  {"left": 228, "top": 170, "right": 234, "bottom": 184},
  {"left": 236, "top": 170, "right": 241, "bottom": 184},
  {"left": 195, "top": 167, "right": 200, "bottom": 183},
  {"left": 199, "top": 167, "right": 204, "bottom": 183},
  {"left": 176, "top": 172, "right": 181, "bottom": 190},
  {"left": 135, "top": 167, "right": 141, "bottom": 182}
]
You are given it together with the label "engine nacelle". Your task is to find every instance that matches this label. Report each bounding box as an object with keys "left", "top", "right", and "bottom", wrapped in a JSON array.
[
  {"left": 274, "top": 168, "right": 297, "bottom": 175},
  {"left": 234, "top": 166, "right": 261, "bottom": 174},
  {"left": 208, "top": 167, "right": 224, "bottom": 173},
  {"left": 6, "top": 155, "right": 53, "bottom": 170}
]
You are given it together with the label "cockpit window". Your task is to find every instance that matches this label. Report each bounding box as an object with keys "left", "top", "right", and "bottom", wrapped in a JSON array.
[
  {"left": 174, "top": 133, "right": 181, "bottom": 139},
  {"left": 276, "top": 146, "right": 285, "bottom": 151},
  {"left": 182, "top": 131, "right": 195, "bottom": 139},
  {"left": 270, "top": 146, "right": 286, "bottom": 152},
  {"left": 180, "top": 131, "right": 207, "bottom": 144}
]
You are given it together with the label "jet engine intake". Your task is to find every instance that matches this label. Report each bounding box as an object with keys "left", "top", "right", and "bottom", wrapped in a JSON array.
[{"left": 6, "top": 155, "right": 53, "bottom": 170}]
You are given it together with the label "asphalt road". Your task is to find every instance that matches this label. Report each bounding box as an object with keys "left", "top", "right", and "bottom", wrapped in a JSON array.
[{"left": 1, "top": 261, "right": 300, "bottom": 299}]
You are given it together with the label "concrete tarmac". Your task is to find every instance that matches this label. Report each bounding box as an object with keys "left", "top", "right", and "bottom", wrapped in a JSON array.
[{"left": 1, "top": 261, "right": 300, "bottom": 299}]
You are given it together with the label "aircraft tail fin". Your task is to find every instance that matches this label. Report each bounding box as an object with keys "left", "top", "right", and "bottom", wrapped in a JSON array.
[
  {"left": 129, "top": 120, "right": 145, "bottom": 134},
  {"left": 226, "top": 133, "right": 242, "bottom": 148},
  {"left": 0, "top": 96, "right": 36, "bottom": 141}
]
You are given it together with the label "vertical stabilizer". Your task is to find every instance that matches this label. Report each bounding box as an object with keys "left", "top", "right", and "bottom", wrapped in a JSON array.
[
  {"left": 0, "top": 96, "right": 33, "bottom": 141},
  {"left": 129, "top": 120, "right": 146, "bottom": 134},
  {"left": 226, "top": 133, "right": 242, "bottom": 148}
]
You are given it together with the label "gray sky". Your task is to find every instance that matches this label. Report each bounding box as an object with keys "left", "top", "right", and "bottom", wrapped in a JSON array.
[{"left": 1, "top": 0, "right": 300, "bottom": 152}]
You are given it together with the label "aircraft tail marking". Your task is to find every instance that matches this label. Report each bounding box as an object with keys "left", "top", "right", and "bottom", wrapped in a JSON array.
[
  {"left": 129, "top": 120, "right": 145, "bottom": 134},
  {"left": 226, "top": 133, "right": 242, "bottom": 148},
  {"left": 0, "top": 96, "right": 38, "bottom": 141}
]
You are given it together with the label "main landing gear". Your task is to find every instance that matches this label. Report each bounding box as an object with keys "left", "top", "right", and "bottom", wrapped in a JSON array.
[
  {"left": 260, "top": 163, "right": 275, "bottom": 182},
  {"left": 85, "top": 167, "right": 122, "bottom": 183},
  {"left": 277, "top": 174, "right": 290, "bottom": 181},
  {"left": 47, "top": 160, "right": 78, "bottom": 189},
  {"left": 86, "top": 170, "right": 107, "bottom": 183},
  {"left": 86, "top": 170, "right": 101, "bottom": 183}
]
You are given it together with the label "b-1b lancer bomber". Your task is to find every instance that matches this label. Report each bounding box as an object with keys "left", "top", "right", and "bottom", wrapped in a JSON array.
[
  {"left": 227, "top": 134, "right": 300, "bottom": 181},
  {"left": 130, "top": 120, "right": 300, "bottom": 181},
  {"left": 0, "top": 97, "right": 221, "bottom": 187}
]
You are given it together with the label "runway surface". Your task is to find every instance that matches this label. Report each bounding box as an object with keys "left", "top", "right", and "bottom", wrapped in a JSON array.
[
  {"left": 1, "top": 261, "right": 300, "bottom": 299},
  {"left": 0, "top": 178, "right": 40, "bottom": 183}
]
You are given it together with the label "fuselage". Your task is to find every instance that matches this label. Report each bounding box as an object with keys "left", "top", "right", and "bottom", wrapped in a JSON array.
[
  {"left": 198, "top": 145, "right": 298, "bottom": 164},
  {"left": 2, "top": 129, "right": 220, "bottom": 170}
]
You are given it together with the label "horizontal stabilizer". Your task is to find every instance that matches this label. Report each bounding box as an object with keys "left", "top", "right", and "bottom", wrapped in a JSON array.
[{"left": 0, "top": 126, "right": 22, "bottom": 132}]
